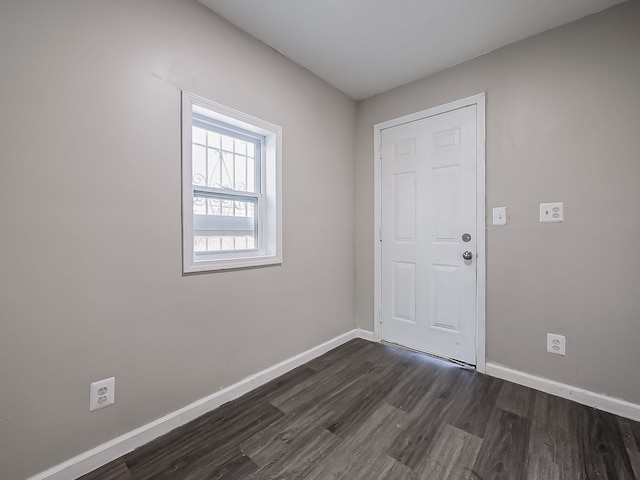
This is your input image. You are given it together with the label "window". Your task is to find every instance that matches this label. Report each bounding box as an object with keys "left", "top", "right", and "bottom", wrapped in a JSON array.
[{"left": 181, "top": 92, "right": 282, "bottom": 273}]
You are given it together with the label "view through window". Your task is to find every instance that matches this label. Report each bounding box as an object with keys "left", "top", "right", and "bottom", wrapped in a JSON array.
[{"left": 191, "top": 118, "right": 261, "bottom": 254}]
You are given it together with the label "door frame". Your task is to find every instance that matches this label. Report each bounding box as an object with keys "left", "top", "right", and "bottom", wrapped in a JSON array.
[{"left": 373, "top": 93, "right": 486, "bottom": 373}]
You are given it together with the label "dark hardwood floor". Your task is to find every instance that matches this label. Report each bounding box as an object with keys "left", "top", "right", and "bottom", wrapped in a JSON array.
[{"left": 79, "top": 339, "right": 640, "bottom": 480}]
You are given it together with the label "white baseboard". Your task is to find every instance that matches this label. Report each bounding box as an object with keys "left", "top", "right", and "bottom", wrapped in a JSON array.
[
  {"left": 29, "top": 328, "right": 377, "bottom": 480},
  {"left": 356, "top": 328, "right": 376, "bottom": 342},
  {"left": 486, "top": 362, "right": 640, "bottom": 422}
]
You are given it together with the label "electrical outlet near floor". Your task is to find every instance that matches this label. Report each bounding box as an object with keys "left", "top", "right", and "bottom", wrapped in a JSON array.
[
  {"left": 90, "top": 377, "right": 115, "bottom": 411},
  {"left": 546, "top": 334, "right": 566, "bottom": 356}
]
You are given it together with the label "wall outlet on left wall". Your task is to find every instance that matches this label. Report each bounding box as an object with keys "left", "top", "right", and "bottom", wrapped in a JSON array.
[
  {"left": 546, "top": 334, "right": 566, "bottom": 356},
  {"left": 90, "top": 377, "right": 115, "bottom": 411}
]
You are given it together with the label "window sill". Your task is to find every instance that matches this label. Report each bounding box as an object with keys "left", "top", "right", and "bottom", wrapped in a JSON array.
[{"left": 183, "top": 254, "right": 282, "bottom": 274}]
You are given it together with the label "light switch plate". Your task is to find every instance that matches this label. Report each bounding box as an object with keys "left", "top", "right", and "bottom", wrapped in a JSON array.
[
  {"left": 493, "top": 207, "right": 507, "bottom": 226},
  {"left": 540, "top": 202, "right": 564, "bottom": 222}
]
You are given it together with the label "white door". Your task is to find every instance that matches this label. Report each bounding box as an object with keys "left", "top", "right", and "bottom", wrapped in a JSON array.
[{"left": 381, "top": 105, "right": 477, "bottom": 365}]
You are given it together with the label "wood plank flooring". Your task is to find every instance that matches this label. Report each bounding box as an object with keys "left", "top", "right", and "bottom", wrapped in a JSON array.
[{"left": 79, "top": 339, "right": 640, "bottom": 480}]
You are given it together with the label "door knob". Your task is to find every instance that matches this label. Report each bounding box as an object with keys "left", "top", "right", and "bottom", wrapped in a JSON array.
[{"left": 462, "top": 251, "right": 473, "bottom": 261}]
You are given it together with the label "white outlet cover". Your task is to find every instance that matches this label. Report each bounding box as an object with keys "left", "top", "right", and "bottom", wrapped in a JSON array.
[
  {"left": 546, "top": 333, "right": 566, "bottom": 356},
  {"left": 540, "top": 202, "right": 564, "bottom": 223},
  {"left": 90, "top": 377, "right": 115, "bottom": 411}
]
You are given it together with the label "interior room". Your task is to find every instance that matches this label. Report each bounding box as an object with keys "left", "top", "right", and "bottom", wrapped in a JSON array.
[{"left": 1, "top": 1, "right": 639, "bottom": 479}]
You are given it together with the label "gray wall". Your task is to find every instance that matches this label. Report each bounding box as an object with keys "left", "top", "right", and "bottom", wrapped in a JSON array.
[
  {"left": 356, "top": 2, "right": 640, "bottom": 405},
  {"left": 0, "top": 1, "right": 356, "bottom": 479}
]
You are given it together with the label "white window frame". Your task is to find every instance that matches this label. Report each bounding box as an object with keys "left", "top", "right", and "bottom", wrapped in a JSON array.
[{"left": 181, "top": 91, "right": 282, "bottom": 273}]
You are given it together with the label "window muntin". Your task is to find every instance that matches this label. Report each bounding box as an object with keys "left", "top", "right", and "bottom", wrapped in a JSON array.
[{"left": 181, "top": 91, "right": 282, "bottom": 273}]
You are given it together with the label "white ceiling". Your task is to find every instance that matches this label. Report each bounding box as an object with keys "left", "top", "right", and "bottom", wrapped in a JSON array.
[{"left": 198, "top": 0, "right": 626, "bottom": 100}]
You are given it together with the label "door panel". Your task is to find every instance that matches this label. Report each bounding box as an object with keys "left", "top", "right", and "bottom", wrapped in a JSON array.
[
  {"left": 381, "top": 105, "right": 477, "bottom": 364},
  {"left": 432, "top": 264, "right": 460, "bottom": 332},
  {"left": 393, "top": 172, "right": 416, "bottom": 241},
  {"left": 434, "top": 166, "right": 458, "bottom": 239},
  {"left": 392, "top": 262, "right": 416, "bottom": 323}
]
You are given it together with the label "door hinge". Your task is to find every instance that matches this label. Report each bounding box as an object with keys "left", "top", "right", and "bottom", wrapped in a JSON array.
[
  {"left": 378, "top": 145, "right": 382, "bottom": 160},
  {"left": 379, "top": 227, "right": 382, "bottom": 242},
  {"left": 378, "top": 309, "right": 382, "bottom": 324}
]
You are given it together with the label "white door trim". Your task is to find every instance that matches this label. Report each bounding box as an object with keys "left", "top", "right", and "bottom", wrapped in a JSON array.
[{"left": 373, "top": 93, "right": 486, "bottom": 373}]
